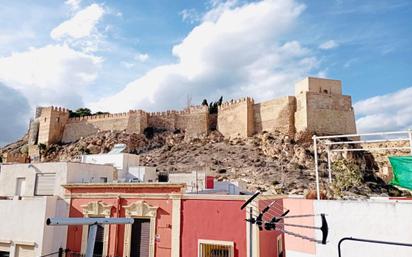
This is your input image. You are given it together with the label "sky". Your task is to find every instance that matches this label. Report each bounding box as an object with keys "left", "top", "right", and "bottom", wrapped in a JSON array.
[{"left": 0, "top": 0, "right": 411, "bottom": 146}]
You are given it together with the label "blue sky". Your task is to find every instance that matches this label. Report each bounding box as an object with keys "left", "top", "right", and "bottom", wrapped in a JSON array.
[{"left": 0, "top": 0, "right": 411, "bottom": 145}]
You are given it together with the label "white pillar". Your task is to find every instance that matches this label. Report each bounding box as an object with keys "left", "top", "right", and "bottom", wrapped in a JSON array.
[
  {"left": 313, "top": 135, "right": 320, "bottom": 200},
  {"left": 170, "top": 194, "right": 181, "bottom": 257}
]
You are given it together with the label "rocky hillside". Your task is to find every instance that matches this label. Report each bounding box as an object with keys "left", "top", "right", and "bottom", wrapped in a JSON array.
[{"left": 1, "top": 130, "right": 410, "bottom": 199}]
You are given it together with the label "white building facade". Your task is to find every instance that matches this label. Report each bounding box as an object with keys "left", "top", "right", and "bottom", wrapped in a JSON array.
[
  {"left": 80, "top": 153, "right": 140, "bottom": 181},
  {"left": 284, "top": 198, "right": 412, "bottom": 257},
  {"left": 0, "top": 162, "right": 116, "bottom": 257}
]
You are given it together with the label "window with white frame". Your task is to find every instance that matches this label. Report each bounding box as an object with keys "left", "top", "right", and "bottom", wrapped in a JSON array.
[
  {"left": 0, "top": 243, "right": 10, "bottom": 257},
  {"left": 35, "top": 173, "right": 56, "bottom": 196},
  {"left": 198, "top": 240, "right": 234, "bottom": 257}
]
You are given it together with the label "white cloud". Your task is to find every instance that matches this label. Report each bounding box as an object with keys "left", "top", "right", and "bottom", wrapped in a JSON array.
[
  {"left": 65, "top": 0, "right": 82, "bottom": 11},
  {"left": 180, "top": 9, "right": 200, "bottom": 24},
  {"left": 134, "top": 53, "right": 149, "bottom": 62},
  {"left": 122, "top": 61, "right": 135, "bottom": 69},
  {"left": 202, "top": 0, "right": 239, "bottom": 22},
  {"left": 90, "top": 0, "right": 317, "bottom": 113},
  {"left": 354, "top": 87, "right": 412, "bottom": 132},
  {"left": 0, "top": 44, "right": 102, "bottom": 109},
  {"left": 51, "top": 4, "right": 104, "bottom": 40},
  {"left": 319, "top": 40, "right": 339, "bottom": 50}
]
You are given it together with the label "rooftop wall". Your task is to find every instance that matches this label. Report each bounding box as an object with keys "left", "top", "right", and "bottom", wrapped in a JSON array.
[
  {"left": 0, "top": 197, "right": 67, "bottom": 257},
  {"left": 0, "top": 162, "right": 115, "bottom": 198},
  {"left": 284, "top": 199, "right": 412, "bottom": 257}
]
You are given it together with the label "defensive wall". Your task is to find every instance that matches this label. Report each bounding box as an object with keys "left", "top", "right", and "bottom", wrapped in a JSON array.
[
  {"left": 216, "top": 96, "right": 297, "bottom": 138},
  {"left": 28, "top": 105, "right": 209, "bottom": 146},
  {"left": 61, "top": 110, "right": 148, "bottom": 143},
  {"left": 27, "top": 77, "right": 357, "bottom": 152}
]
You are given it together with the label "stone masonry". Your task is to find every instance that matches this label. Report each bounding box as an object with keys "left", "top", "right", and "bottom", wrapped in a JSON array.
[{"left": 27, "top": 77, "right": 356, "bottom": 154}]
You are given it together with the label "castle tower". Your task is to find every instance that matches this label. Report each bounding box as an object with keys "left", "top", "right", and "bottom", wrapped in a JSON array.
[
  {"left": 36, "top": 106, "right": 70, "bottom": 145},
  {"left": 294, "top": 77, "right": 357, "bottom": 135}
]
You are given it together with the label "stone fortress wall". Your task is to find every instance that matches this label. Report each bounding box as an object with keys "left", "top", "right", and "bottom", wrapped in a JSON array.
[{"left": 27, "top": 77, "right": 357, "bottom": 151}]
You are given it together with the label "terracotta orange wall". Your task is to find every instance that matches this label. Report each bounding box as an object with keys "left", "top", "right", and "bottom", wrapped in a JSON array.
[
  {"left": 180, "top": 199, "right": 247, "bottom": 257},
  {"left": 258, "top": 199, "right": 283, "bottom": 257},
  {"left": 282, "top": 198, "right": 316, "bottom": 255},
  {"left": 66, "top": 197, "right": 174, "bottom": 257}
]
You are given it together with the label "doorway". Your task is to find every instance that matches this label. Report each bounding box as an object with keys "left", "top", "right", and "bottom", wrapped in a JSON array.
[{"left": 129, "top": 219, "right": 150, "bottom": 257}]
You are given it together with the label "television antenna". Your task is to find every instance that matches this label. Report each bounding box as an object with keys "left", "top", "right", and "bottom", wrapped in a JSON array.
[
  {"left": 240, "top": 191, "right": 329, "bottom": 246},
  {"left": 47, "top": 217, "right": 134, "bottom": 257}
]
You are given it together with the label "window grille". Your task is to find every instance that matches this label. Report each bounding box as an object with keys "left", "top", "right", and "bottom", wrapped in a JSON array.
[{"left": 199, "top": 240, "right": 233, "bottom": 257}]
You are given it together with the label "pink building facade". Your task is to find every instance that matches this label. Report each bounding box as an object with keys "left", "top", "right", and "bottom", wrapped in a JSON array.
[{"left": 64, "top": 183, "right": 284, "bottom": 257}]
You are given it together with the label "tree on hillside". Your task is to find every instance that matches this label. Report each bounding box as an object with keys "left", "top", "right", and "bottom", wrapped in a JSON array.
[
  {"left": 69, "top": 108, "right": 110, "bottom": 118},
  {"left": 205, "top": 96, "right": 223, "bottom": 114},
  {"left": 94, "top": 111, "right": 110, "bottom": 116},
  {"left": 69, "top": 108, "right": 92, "bottom": 118},
  {"left": 201, "top": 99, "right": 208, "bottom": 106}
]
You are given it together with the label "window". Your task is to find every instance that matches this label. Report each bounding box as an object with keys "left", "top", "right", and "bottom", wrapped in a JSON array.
[
  {"left": 15, "top": 177, "right": 26, "bottom": 197},
  {"left": 130, "top": 219, "right": 150, "bottom": 257},
  {"left": 15, "top": 245, "right": 34, "bottom": 257},
  {"left": 198, "top": 240, "right": 233, "bottom": 257},
  {"left": 0, "top": 242, "right": 10, "bottom": 257},
  {"left": 35, "top": 173, "right": 56, "bottom": 196},
  {"left": 277, "top": 235, "right": 284, "bottom": 257},
  {"left": 99, "top": 177, "right": 108, "bottom": 183},
  {"left": 91, "top": 225, "right": 104, "bottom": 257},
  {"left": 0, "top": 251, "right": 9, "bottom": 257}
]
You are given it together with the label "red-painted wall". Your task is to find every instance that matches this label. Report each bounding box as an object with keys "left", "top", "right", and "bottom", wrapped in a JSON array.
[
  {"left": 259, "top": 199, "right": 283, "bottom": 257},
  {"left": 67, "top": 197, "right": 174, "bottom": 257},
  {"left": 180, "top": 199, "right": 248, "bottom": 257},
  {"left": 65, "top": 185, "right": 180, "bottom": 257},
  {"left": 206, "top": 176, "right": 214, "bottom": 189}
]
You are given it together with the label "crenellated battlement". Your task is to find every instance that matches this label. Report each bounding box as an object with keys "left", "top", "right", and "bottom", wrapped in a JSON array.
[
  {"left": 68, "top": 112, "right": 128, "bottom": 122},
  {"left": 27, "top": 76, "right": 357, "bottom": 150},
  {"left": 129, "top": 109, "right": 147, "bottom": 115},
  {"left": 39, "top": 106, "right": 70, "bottom": 114},
  {"left": 218, "top": 97, "right": 254, "bottom": 110},
  {"left": 147, "top": 105, "right": 208, "bottom": 117},
  {"left": 67, "top": 110, "right": 147, "bottom": 122},
  {"left": 149, "top": 110, "right": 178, "bottom": 117}
]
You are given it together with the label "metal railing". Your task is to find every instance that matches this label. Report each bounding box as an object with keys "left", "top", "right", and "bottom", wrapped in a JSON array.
[
  {"left": 313, "top": 130, "right": 412, "bottom": 200},
  {"left": 338, "top": 237, "right": 412, "bottom": 257}
]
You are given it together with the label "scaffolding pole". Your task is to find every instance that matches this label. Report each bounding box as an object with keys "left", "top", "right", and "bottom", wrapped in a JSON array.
[
  {"left": 312, "top": 130, "right": 412, "bottom": 200},
  {"left": 313, "top": 135, "right": 320, "bottom": 200}
]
